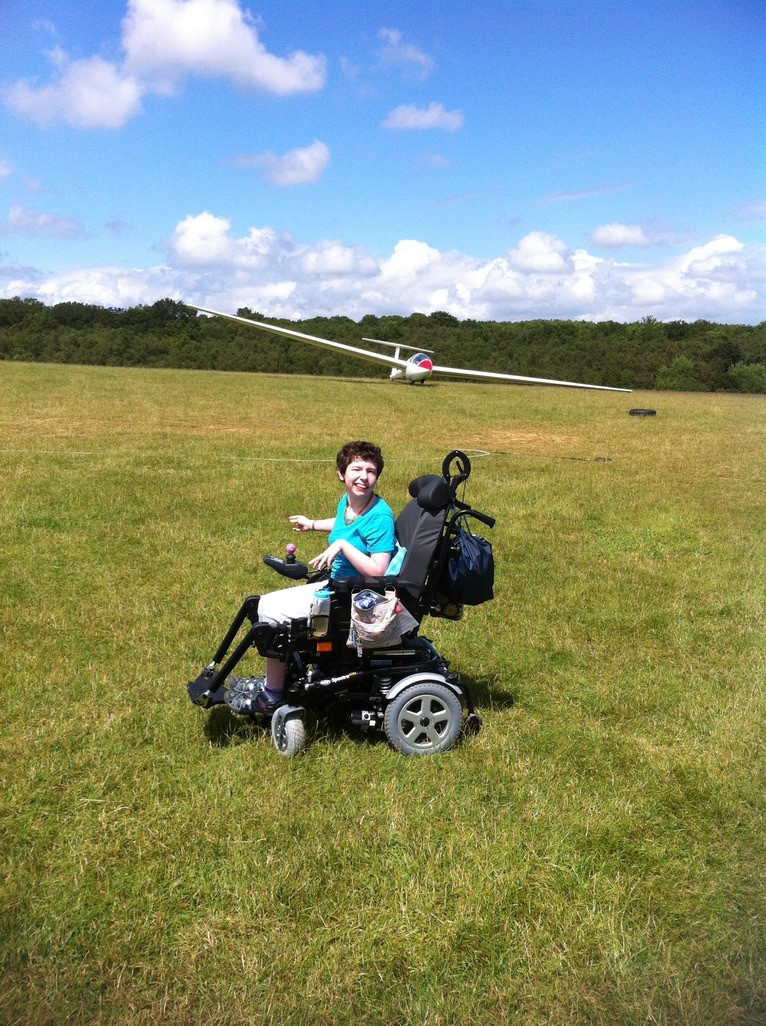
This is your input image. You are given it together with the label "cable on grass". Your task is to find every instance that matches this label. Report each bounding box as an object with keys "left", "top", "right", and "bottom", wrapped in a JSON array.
[{"left": 484, "top": 449, "right": 614, "bottom": 463}]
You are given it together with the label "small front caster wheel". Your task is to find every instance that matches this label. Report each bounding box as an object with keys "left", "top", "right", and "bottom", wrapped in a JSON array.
[{"left": 271, "top": 713, "right": 307, "bottom": 757}]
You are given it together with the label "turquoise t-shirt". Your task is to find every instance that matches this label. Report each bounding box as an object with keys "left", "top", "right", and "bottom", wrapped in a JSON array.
[{"left": 328, "top": 494, "right": 396, "bottom": 578}]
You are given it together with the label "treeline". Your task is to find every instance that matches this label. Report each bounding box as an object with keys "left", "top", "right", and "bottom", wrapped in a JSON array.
[{"left": 1, "top": 297, "right": 765, "bottom": 393}]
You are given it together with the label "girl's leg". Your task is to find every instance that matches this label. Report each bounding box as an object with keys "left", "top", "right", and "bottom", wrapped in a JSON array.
[{"left": 265, "top": 656, "right": 286, "bottom": 693}]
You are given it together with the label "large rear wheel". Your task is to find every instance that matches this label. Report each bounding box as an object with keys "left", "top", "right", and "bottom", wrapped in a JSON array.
[{"left": 384, "top": 680, "right": 463, "bottom": 755}]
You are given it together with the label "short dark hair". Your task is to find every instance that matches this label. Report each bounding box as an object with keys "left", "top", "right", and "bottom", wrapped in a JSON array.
[{"left": 336, "top": 440, "right": 384, "bottom": 476}]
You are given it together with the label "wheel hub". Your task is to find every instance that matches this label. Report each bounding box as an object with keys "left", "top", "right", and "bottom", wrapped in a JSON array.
[{"left": 383, "top": 678, "right": 464, "bottom": 755}]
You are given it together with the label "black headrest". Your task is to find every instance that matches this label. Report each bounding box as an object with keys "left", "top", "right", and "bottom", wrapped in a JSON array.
[{"left": 407, "top": 474, "right": 452, "bottom": 512}]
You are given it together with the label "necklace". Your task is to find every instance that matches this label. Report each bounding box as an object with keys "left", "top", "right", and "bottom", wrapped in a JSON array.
[{"left": 344, "top": 493, "right": 374, "bottom": 525}]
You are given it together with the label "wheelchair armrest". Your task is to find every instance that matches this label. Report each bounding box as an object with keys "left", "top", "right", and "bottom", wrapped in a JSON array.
[{"left": 262, "top": 555, "right": 310, "bottom": 580}]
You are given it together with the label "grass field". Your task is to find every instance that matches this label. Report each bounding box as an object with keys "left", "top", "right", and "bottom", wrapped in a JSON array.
[{"left": 1, "top": 361, "right": 764, "bottom": 1025}]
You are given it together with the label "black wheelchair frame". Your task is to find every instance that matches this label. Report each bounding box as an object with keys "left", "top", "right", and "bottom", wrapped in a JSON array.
[{"left": 186, "top": 450, "right": 495, "bottom": 756}]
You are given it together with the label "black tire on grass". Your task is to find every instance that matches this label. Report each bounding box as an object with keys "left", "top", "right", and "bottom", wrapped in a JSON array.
[{"left": 384, "top": 680, "right": 463, "bottom": 755}]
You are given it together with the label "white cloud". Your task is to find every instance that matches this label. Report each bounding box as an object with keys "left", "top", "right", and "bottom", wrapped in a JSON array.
[
  {"left": 590, "top": 223, "right": 652, "bottom": 248},
  {"left": 381, "top": 239, "right": 442, "bottom": 278},
  {"left": 3, "top": 50, "right": 144, "bottom": 129},
  {"left": 506, "top": 231, "right": 568, "bottom": 273},
  {"left": 170, "top": 211, "right": 239, "bottom": 266},
  {"left": 302, "top": 241, "right": 377, "bottom": 278},
  {"left": 121, "top": 0, "right": 326, "bottom": 95},
  {"left": 589, "top": 221, "right": 679, "bottom": 249},
  {"left": 677, "top": 234, "right": 743, "bottom": 274},
  {"left": 3, "top": 0, "right": 326, "bottom": 130},
  {"left": 383, "top": 102, "right": 464, "bottom": 132},
  {"left": 167, "top": 213, "right": 377, "bottom": 284},
  {"left": 377, "top": 28, "right": 434, "bottom": 80},
  {"left": 589, "top": 235, "right": 765, "bottom": 321},
  {"left": 3, "top": 217, "right": 764, "bottom": 325},
  {"left": 0, "top": 204, "right": 86, "bottom": 238},
  {"left": 233, "top": 140, "right": 330, "bottom": 186},
  {"left": 0, "top": 159, "right": 13, "bottom": 182},
  {"left": 8, "top": 264, "right": 185, "bottom": 308}
]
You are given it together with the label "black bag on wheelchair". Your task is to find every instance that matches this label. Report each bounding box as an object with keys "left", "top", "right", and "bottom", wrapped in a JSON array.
[{"left": 443, "top": 525, "right": 494, "bottom": 606}]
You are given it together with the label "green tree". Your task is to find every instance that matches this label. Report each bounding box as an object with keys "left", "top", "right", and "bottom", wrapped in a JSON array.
[
  {"left": 656, "top": 356, "right": 708, "bottom": 391},
  {"left": 725, "top": 362, "right": 766, "bottom": 394}
]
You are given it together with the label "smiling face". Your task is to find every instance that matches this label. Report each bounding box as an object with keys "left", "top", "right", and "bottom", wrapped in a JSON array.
[{"left": 339, "top": 458, "right": 379, "bottom": 502}]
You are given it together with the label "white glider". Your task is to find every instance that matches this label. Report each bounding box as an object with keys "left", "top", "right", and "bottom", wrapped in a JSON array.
[{"left": 190, "top": 305, "right": 631, "bottom": 392}]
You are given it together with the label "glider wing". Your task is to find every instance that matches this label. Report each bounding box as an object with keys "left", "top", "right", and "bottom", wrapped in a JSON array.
[
  {"left": 190, "top": 305, "right": 407, "bottom": 372},
  {"left": 431, "top": 363, "right": 632, "bottom": 392}
]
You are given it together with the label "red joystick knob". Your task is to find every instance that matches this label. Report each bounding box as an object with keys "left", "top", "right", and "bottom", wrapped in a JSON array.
[{"left": 285, "top": 542, "right": 297, "bottom": 562}]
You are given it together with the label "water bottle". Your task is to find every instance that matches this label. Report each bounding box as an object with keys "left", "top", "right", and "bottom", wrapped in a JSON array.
[{"left": 310, "top": 586, "right": 332, "bottom": 638}]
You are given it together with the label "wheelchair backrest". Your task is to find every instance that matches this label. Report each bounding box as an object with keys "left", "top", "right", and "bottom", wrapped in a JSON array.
[{"left": 393, "top": 474, "right": 453, "bottom": 609}]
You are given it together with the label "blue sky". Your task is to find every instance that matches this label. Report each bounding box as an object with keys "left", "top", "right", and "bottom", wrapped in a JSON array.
[{"left": 1, "top": 0, "right": 764, "bottom": 322}]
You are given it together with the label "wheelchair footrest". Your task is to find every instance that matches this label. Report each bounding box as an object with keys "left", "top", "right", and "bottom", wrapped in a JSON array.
[{"left": 187, "top": 667, "right": 227, "bottom": 708}]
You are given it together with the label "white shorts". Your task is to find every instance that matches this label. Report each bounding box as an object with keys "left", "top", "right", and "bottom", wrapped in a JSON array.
[{"left": 257, "top": 581, "right": 318, "bottom": 625}]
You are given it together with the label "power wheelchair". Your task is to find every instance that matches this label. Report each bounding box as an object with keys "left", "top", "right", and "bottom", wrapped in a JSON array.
[{"left": 186, "top": 450, "right": 495, "bottom": 756}]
